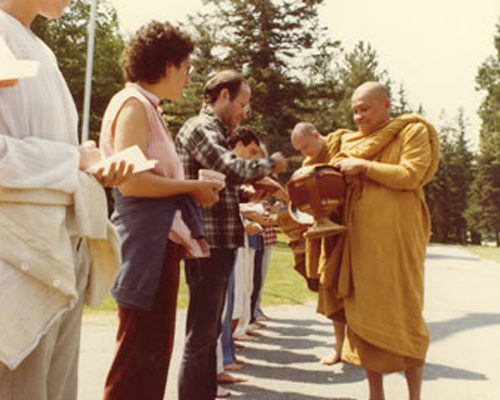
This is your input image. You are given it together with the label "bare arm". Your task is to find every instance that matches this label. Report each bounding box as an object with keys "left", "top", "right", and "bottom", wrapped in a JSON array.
[{"left": 113, "top": 98, "right": 219, "bottom": 204}]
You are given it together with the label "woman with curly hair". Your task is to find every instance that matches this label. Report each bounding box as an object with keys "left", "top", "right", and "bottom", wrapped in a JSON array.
[{"left": 100, "top": 21, "right": 220, "bottom": 400}]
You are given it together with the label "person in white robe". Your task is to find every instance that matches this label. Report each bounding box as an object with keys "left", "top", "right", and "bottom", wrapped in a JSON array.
[{"left": 0, "top": 1, "right": 131, "bottom": 399}]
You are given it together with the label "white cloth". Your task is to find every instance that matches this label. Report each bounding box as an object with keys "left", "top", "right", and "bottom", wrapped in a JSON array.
[
  {"left": 0, "top": 9, "right": 80, "bottom": 191},
  {"left": 233, "top": 243, "right": 255, "bottom": 337},
  {"left": 0, "top": 176, "right": 121, "bottom": 370},
  {"left": 216, "top": 337, "right": 224, "bottom": 374},
  {"left": 0, "top": 10, "right": 120, "bottom": 370},
  {"left": 0, "top": 238, "right": 89, "bottom": 400}
]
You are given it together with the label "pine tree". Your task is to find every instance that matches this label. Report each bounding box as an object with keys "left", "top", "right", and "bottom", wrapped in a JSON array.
[
  {"left": 464, "top": 20, "right": 500, "bottom": 246},
  {"left": 392, "top": 84, "right": 412, "bottom": 116},
  {"left": 197, "top": 0, "right": 330, "bottom": 154},
  {"left": 302, "top": 41, "right": 389, "bottom": 134},
  {"left": 164, "top": 15, "right": 222, "bottom": 134},
  {"left": 31, "top": 0, "right": 125, "bottom": 139},
  {"left": 426, "top": 110, "right": 474, "bottom": 243},
  {"left": 449, "top": 109, "right": 474, "bottom": 243}
]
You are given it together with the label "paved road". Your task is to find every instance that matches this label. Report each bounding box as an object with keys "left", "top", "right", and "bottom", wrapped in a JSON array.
[{"left": 79, "top": 245, "right": 500, "bottom": 399}]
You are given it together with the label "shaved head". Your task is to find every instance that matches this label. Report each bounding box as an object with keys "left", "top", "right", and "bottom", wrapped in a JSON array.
[
  {"left": 351, "top": 81, "right": 391, "bottom": 135},
  {"left": 291, "top": 122, "right": 317, "bottom": 138},
  {"left": 291, "top": 122, "right": 325, "bottom": 158},
  {"left": 352, "top": 81, "right": 390, "bottom": 101}
]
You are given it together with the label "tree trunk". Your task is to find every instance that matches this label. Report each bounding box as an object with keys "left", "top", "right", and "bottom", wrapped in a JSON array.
[{"left": 470, "top": 230, "right": 482, "bottom": 245}]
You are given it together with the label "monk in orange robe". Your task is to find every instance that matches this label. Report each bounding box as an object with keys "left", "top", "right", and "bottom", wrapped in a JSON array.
[
  {"left": 290, "top": 122, "right": 351, "bottom": 365},
  {"left": 328, "top": 81, "right": 439, "bottom": 400}
]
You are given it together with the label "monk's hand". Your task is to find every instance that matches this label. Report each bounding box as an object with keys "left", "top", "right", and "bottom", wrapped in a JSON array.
[
  {"left": 95, "top": 160, "right": 134, "bottom": 187},
  {"left": 338, "top": 158, "right": 371, "bottom": 176}
]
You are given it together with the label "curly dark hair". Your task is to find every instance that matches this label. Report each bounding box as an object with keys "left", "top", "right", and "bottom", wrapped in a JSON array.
[
  {"left": 122, "top": 21, "right": 195, "bottom": 84},
  {"left": 228, "top": 127, "right": 260, "bottom": 149}
]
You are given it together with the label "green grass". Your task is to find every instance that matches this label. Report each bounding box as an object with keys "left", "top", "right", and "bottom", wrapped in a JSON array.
[
  {"left": 85, "top": 235, "right": 315, "bottom": 313},
  {"left": 85, "top": 240, "right": 500, "bottom": 314},
  {"left": 461, "top": 245, "right": 500, "bottom": 263}
]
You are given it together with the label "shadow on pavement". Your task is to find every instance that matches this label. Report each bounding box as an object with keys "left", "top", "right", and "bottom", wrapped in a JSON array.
[
  {"left": 265, "top": 324, "right": 332, "bottom": 338},
  {"left": 426, "top": 253, "right": 480, "bottom": 262},
  {"left": 429, "top": 312, "right": 500, "bottom": 343},
  {"left": 248, "top": 334, "right": 327, "bottom": 350},
  {"left": 240, "top": 361, "right": 365, "bottom": 385},
  {"left": 269, "top": 317, "right": 331, "bottom": 328},
  {"left": 423, "top": 362, "right": 488, "bottom": 381},
  {"left": 242, "top": 346, "right": 318, "bottom": 365},
  {"left": 235, "top": 383, "right": 358, "bottom": 400}
]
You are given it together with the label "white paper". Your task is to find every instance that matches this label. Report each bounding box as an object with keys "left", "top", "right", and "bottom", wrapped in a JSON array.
[
  {"left": 0, "top": 36, "right": 40, "bottom": 80},
  {"left": 86, "top": 145, "right": 157, "bottom": 175}
]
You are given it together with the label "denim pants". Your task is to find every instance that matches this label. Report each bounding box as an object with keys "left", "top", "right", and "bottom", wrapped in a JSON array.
[
  {"left": 178, "top": 248, "right": 236, "bottom": 400},
  {"left": 221, "top": 267, "right": 236, "bottom": 366},
  {"left": 250, "top": 244, "right": 264, "bottom": 323},
  {"left": 254, "top": 246, "right": 272, "bottom": 318}
]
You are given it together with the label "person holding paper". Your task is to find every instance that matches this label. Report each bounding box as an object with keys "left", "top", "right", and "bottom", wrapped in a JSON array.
[
  {"left": 0, "top": 1, "right": 132, "bottom": 400},
  {"left": 98, "top": 21, "right": 220, "bottom": 400}
]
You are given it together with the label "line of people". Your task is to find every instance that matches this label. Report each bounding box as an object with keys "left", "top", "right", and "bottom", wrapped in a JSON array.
[
  {"left": 0, "top": 1, "right": 440, "bottom": 400},
  {"left": 0, "top": 5, "right": 287, "bottom": 400},
  {"left": 214, "top": 129, "right": 285, "bottom": 397}
]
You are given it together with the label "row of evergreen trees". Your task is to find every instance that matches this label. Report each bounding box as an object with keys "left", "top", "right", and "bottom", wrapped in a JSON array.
[{"left": 32, "top": 0, "right": 499, "bottom": 246}]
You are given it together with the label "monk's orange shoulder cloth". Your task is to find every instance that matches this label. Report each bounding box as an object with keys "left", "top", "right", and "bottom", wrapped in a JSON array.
[{"left": 318, "top": 114, "right": 440, "bottom": 372}]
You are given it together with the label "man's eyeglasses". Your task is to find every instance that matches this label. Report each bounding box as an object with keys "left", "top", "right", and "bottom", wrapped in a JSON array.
[{"left": 236, "top": 100, "right": 251, "bottom": 115}]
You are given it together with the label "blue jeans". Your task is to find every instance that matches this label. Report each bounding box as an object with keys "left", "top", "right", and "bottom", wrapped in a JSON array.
[
  {"left": 178, "top": 248, "right": 236, "bottom": 400},
  {"left": 250, "top": 243, "right": 264, "bottom": 323},
  {"left": 221, "top": 267, "right": 236, "bottom": 366},
  {"left": 254, "top": 246, "right": 272, "bottom": 318}
]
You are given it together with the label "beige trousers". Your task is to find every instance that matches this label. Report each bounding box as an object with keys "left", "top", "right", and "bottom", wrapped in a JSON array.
[{"left": 0, "top": 238, "right": 90, "bottom": 400}]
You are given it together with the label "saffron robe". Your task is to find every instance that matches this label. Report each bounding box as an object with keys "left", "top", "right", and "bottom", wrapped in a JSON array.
[{"left": 321, "top": 114, "right": 439, "bottom": 372}]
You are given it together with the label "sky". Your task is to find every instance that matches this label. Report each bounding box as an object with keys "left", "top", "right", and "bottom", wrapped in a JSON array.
[{"left": 108, "top": 0, "right": 500, "bottom": 147}]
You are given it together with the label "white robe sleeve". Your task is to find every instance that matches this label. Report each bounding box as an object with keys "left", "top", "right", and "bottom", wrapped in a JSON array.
[
  {"left": 0, "top": 18, "right": 81, "bottom": 193},
  {"left": 0, "top": 134, "right": 79, "bottom": 192}
]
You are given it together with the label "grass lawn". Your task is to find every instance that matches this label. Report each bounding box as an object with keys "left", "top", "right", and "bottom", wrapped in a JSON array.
[
  {"left": 85, "top": 234, "right": 315, "bottom": 313},
  {"left": 87, "top": 238, "right": 499, "bottom": 314},
  {"left": 461, "top": 245, "right": 500, "bottom": 263}
]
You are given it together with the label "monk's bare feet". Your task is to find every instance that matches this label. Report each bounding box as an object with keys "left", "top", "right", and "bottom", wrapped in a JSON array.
[{"left": 320, "top": 351, "right": 341, "bottom": 365}]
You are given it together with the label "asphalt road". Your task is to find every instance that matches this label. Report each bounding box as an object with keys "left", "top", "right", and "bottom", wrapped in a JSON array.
[{"left": 79, "top": 244, "right": 500, "bottom": 399}]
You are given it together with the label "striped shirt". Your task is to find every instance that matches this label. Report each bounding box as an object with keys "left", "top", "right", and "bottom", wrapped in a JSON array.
[
  {"left": 175, "top": 108, "right": 275, "bottom": 249},
  {"left": 262, "top": 201, "right": 278, "bottom": 247}
]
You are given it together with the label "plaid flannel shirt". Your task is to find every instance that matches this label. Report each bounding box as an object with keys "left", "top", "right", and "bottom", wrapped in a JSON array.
[{"left": 175, "top": 108, "right": 275, "bottom": 249}]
